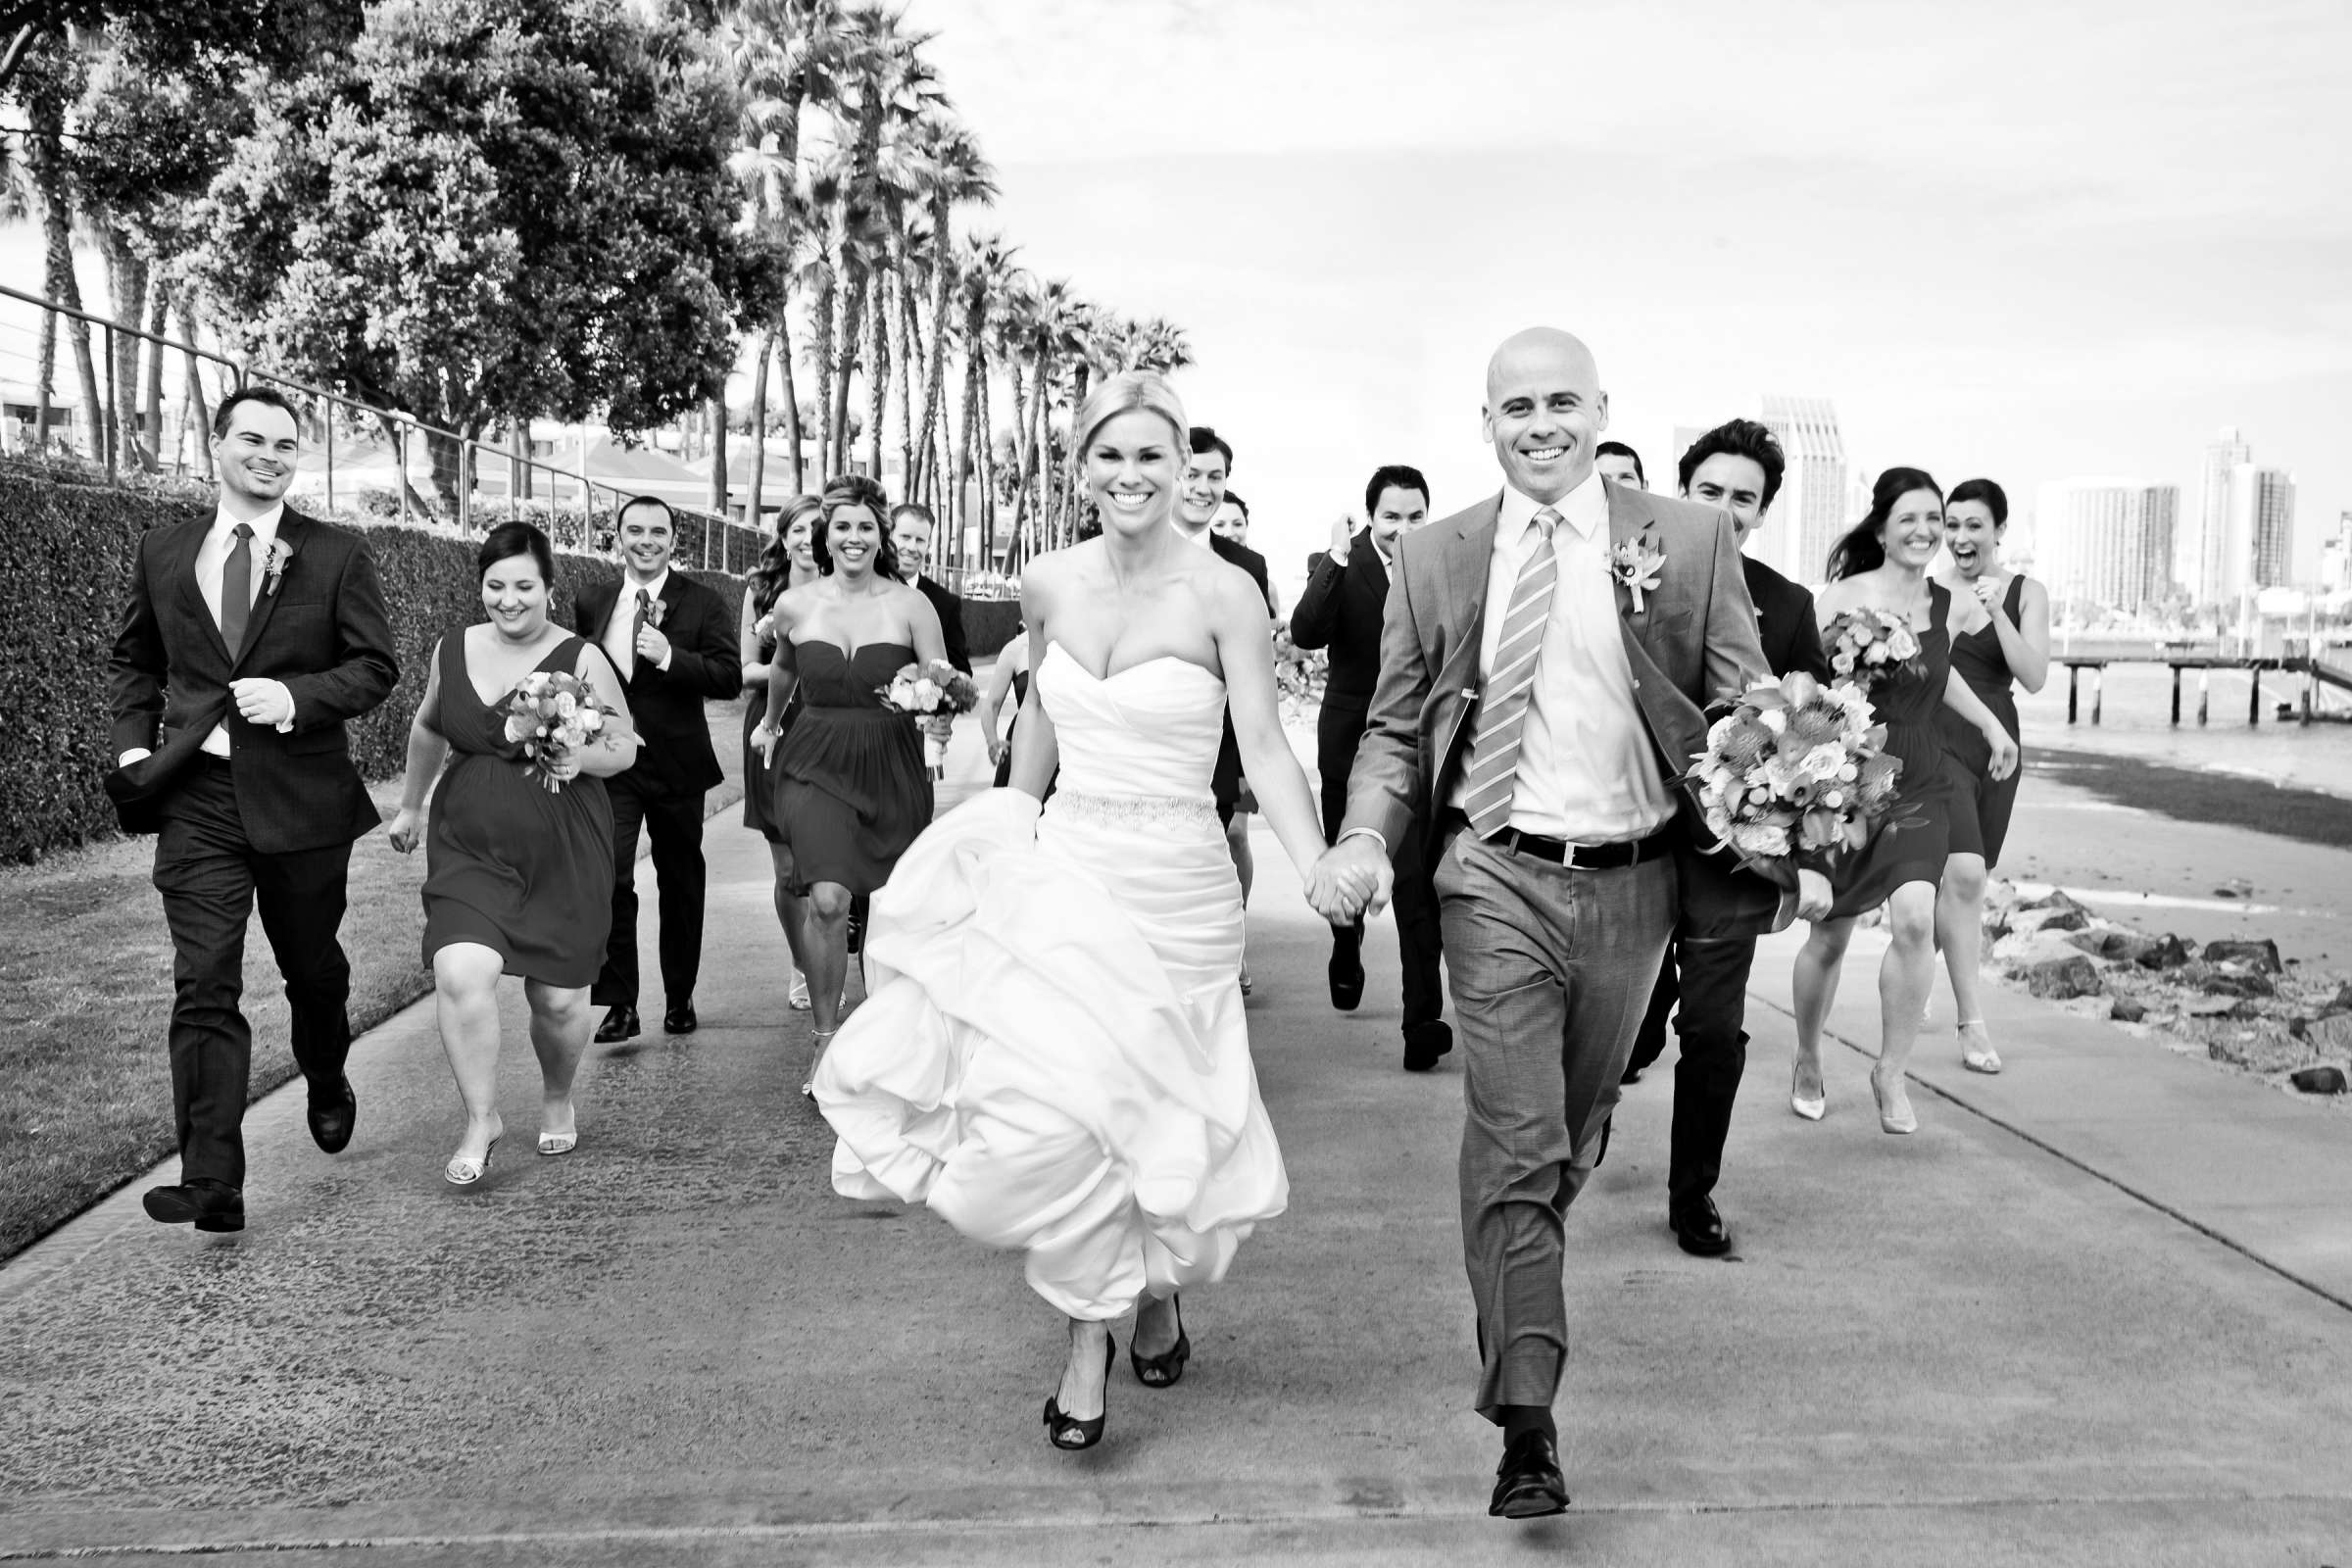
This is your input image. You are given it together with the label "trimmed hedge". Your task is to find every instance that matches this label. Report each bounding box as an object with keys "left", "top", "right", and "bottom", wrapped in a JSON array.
[{"left": 0, "top": 468, "right": 742, "bottom": 861}]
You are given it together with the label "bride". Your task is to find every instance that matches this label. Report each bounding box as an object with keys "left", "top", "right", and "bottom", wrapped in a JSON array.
[{"left": 813, "top": 371, "right": 1364, "bottom": 1449}]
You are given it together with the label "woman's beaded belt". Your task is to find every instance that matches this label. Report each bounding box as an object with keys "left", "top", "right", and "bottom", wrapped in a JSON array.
[{"left": 1052, "top": 790, "right": 1221, "bottom": 830}]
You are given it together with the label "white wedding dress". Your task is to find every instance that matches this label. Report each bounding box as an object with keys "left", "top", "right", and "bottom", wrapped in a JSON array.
[{"left": 814, "top": 642, "right": 1290, "bottom": 1320}]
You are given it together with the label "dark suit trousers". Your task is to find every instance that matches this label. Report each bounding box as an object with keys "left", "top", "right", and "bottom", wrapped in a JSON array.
[
  {"left": 1629, "top": 934, "right": 1757, "bottom": 1205},
  {"left": 1318, "top": 695, "right": 1443, "bottom": 1026},
  {"left": 1432, "top": 827, "right": 1673, "bottom": 1421},
  {"left": 150, "top": 762, "right": 355, "bottom": 1191},
  {"left": 596, "top": 774, "right": 707, "bottom": 1008}
]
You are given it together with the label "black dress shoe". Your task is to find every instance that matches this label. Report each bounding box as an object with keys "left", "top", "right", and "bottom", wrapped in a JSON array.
[
  {"left": 595, "top": 1004, "right": 641, "bottom": 1044},
  {"left": 1669, "top": 1197, "right": 1734, "bottom": 1258},
  {"left": 1490, "top": 1429, "right": 1570, "bottom": 1518},
  {"left": 663, "top": 1001, "right": 698, "bottom": 1035},
  {"left": 308, "top": 1076, "right": 357, "bottom": 1154},
  {"left": 1401, "top": 1019, "right": 1452, "bottom": 1072},
  {"left": 142, "top": 1183, "right": 244, "bottom": 1233},
  {"left": 1328, "top": 937, "right": 1365, "bottom": 1011}
]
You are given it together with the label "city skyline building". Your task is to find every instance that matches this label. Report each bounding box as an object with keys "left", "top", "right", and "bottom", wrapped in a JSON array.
[
  {"left": 2223, "top": 464, "right": 2297, "bottom": 599},
  {"left": 2320, "top": 511, "right": 2352, "bottom": 594},
  {"left": 2182, "top": 425, "right": 2251, "bottom": 603},
  {"left": 2034, "top": 478, "right": 2180, "bottom": 613},
  {"left": 1760, "top": 395, "right": 1846, "bottom": 586}
]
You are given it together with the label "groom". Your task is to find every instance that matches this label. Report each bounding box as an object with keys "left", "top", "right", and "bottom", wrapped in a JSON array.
[
  {"left": 1315, "top": 328, "right": 1779, "bottom": 1517},
  {"left": 108, "top": 386, "right": 398, "bottom": 1234}
]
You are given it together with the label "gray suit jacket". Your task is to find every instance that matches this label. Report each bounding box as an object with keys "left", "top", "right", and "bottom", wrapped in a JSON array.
[{"left": 1342, "top": 478, "right": 1794, "bottom": 930}]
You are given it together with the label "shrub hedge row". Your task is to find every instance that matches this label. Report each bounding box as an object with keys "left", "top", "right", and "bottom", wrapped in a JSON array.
[{"left": 0, "top": 469, "right": 742, "bottom": 861}]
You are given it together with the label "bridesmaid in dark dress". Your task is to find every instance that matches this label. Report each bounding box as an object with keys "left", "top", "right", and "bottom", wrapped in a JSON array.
[
  {"left": 1934, "top": 479, "right": 2050, "bottom": 1075},
  {"left": 740, "top": 494, "right": 824, "bottom": 1007},
  {"left": 1788, "top": 470, "right": 2017, "bottom": 1136},
  {"left": 389, "top": 523, "right": 639, "bottom": 1184},
  {"left": 751, "top": 474, "right": 947, "bottom": 1086}
]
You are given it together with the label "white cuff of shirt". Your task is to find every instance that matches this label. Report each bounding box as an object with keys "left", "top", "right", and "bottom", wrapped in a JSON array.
[
  {"left": 267, "top": 679, "right": 296, "bottom": 732},
  {"left": 1339, "top": 825, "right": 1389, "bottom": 857},
  {"left": 657, "top": 650, "right": 671, "bottom": 671}
]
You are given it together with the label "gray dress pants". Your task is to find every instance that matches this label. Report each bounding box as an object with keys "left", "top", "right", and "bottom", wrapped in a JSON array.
[{"left": 1431, "top": 825, "right": 1675, "bottom": 1421}]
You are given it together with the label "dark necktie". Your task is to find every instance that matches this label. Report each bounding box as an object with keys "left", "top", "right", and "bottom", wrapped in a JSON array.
[
  {"left": 630, "top": 588, "right": 652, "bottom": 673},
  {"left": 220, "top": 523, "right": 255, "bottom": 654}
]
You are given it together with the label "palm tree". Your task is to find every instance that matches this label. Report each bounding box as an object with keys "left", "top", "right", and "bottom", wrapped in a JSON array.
[
  {"left": 911, "top": 114, "right": 993, "bottom": 498},
  {"left": 951, "top": 232, "right": 1018, "bottom": 566}
]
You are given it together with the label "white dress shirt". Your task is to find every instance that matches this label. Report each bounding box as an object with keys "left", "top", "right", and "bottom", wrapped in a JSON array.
[
  {"left": 1448, "top": 472, "right": 1671, "bottom": 843},
  {"left": 194, "top": 502, "right": 288, "bottom": 758},
  {"left": 605, "top": 567, "right": 671, "bottom": 676}
]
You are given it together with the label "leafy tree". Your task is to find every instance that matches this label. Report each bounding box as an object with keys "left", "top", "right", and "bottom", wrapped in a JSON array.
[{"left": 190, "top": 0, "right": 749, "bottom": 507}]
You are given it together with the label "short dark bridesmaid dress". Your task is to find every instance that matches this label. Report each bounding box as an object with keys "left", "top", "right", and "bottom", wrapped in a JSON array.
[
  {"left": 420, "top": 631, "right": 616, "bottom": 987},
  {"left": 777, "top": 640, "right": 933, "bottom": 895}
]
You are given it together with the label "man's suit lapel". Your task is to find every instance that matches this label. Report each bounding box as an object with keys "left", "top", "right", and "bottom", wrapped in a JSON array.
[{"left": 172, "top": 523, "right": 232, "bottom": 665}]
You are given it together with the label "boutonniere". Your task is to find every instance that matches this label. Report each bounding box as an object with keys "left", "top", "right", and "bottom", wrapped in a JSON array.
[
  {"left": 262, "top": 540, "right": 295, "bottom": 596},
  {"left": 643, "top": 593, "right": 668, "bottom": 629},
  {"left": 1608, "top": 535, "right": 1666, "bottom": 613}
]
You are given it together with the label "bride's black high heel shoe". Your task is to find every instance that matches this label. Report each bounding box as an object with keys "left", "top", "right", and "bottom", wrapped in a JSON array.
[
  {"left": 1043, "top": 1334, "right": 1115, "bottom": 1450},
  {"left": 1130, "top": 1293, "right": 1191, "bottom": 1389}
]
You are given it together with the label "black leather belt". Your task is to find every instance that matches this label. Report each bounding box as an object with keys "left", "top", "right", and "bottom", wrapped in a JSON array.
[
  {"left": 1445, "top": 810, "right": 1672, "bottom": 869},
  {"left": 193, "top": 752, "right": 234, "bottom": 773}
]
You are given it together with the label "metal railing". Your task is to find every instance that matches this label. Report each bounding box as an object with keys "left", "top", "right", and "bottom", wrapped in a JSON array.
[{"left": 0, "top": 282, "right": 767, "bottom": 572}]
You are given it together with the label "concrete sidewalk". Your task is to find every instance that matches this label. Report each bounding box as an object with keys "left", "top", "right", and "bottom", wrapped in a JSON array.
[{"left": 3, "top": 764, "right": 2350, "bottom": 1563}]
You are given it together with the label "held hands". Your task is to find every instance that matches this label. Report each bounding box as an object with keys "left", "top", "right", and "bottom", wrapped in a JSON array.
[
  {"left": 230, "top": 677, "right": 295, "bottom": 729},
  {"left": 635, "top": 621, "right": 671, "bottom": 668},
  {"left": 1796, "top": 867, "right": 1833, "bottom": 922},
  {"left": 388, "top": 807, "right": 423, "bottom": 854},
  {"left": 1305, "top": 836, "right": 1393, "bottom": 924}
]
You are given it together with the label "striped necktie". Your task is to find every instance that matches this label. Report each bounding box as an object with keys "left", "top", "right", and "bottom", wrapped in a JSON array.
[{"left": 1460, "top": 507, "right": 1563, "bottom": 839}]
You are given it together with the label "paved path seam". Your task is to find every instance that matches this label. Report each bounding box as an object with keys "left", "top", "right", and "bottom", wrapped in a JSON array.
[{"left": 11, "top": 1486, "right": 2352, "bottom": 1561}]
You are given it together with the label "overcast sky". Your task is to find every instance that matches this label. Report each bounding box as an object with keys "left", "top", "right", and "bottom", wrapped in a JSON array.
[
  {"left": 904, "top": 0, "right": 2351, "bottom": 592},
  {"left": 4, "top": 1, "right": 2341, "bottom": 596}
]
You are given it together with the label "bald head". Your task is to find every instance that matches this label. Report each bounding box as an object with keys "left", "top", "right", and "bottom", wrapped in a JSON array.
[
  {"left": 1482, "top": 326, "right": 1609, "bottom": 504},
  {"left": 1485, "top": 327, "right": 1598, "bottom": 403}
]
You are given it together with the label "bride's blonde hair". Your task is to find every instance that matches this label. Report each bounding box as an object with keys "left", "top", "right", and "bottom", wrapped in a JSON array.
[{"left": 1074, "top": 370, "right": 1188, "bottom": 458}]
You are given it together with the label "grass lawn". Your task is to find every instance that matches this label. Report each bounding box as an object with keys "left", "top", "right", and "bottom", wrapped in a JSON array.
[{"left": 0, "top": 705, "right": 748, "bottom": 1260}]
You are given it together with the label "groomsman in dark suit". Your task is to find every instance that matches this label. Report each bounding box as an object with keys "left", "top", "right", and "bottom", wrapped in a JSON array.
[
  {"left": 1291, "top": 465, "right": 1450, "bottom": 1070},
  {"left": 888, "top": 503, "right": 972, "bottom": 674},
  {"left": 575, "top": 496, "right": 743, "bottom": 1041},
  {"left": 1177, "top": 426, "right": 1275, "bottom": 989},
  {"left": 1592, "top": 440, "right": 1647, "bottom": 490},
  {"left": 1176, "top": 425, "right": 1276, "bottom": 809},
  {"left": 107, "top": 386, "right": 399, "bottom": 1233},
  {"left": 1624, "top": 417, "right": 1833, "bottom": 1258}
]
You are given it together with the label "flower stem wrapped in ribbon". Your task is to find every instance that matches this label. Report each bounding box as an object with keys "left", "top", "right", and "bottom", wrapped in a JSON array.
[
  {"left": 878, "top": 658, "right": 980, "bottom": 771},
  {"left": 502, "top": 670, "right": 611, "bottom": 792},
  {"left": 1822, "top": 606, "right": 1924, "bottom": 693},
  {"left": 1685, "top": 669, "right": 1905, "bottom": 868}
]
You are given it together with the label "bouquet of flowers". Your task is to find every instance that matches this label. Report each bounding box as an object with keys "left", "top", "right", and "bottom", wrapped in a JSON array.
[
  {"left": 1823, "top": 607, "right": 1923, "bottom": 693},
  {"left": 1686, "top": 670, "right": 1904, "bottom": 865},
  {"left": 502, "top": 671, "right": 610, "bottom": 792},
  {"left": 878, "top": 659, "right": 981, "bottom": 772}
]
